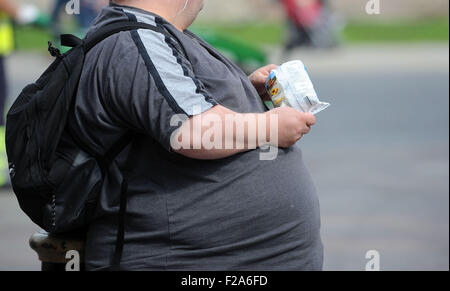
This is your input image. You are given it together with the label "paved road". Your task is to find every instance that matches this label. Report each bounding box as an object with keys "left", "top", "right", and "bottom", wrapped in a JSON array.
[
  {"left": 283, "top": 44, "right": 449, "bottom": 271},
  {"left": 1, "top": 44, "right": 448, "bottom": 271}
]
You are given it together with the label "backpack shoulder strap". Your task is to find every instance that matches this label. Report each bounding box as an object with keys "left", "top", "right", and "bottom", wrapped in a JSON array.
[
  {"left": 61, "top": 21, "right": 171, "bottom": 164},
  {"left": 84, "top": 21, "right": 172, "bottom": 52},
  {"left": 61, "top": 21, "right": 171, "bottom": 53}
]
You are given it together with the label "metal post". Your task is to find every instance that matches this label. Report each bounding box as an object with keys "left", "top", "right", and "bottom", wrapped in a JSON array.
[{"left": 29, "top": 230, "right": 85, "bottom": 271}]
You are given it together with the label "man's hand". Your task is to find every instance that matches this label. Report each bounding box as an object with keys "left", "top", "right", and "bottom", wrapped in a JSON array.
[
  {"left": 249, "top": 64, "right": 278, "bottom": 102},
  {"left": 265, "top": 107, "right": 316, "bottom": 148}
]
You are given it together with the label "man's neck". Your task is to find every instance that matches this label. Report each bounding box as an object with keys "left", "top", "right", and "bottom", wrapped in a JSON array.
[{"left": 112, "top": 0, "right": 186, "bottom": 31}]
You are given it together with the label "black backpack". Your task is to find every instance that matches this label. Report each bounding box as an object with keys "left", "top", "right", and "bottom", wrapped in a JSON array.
[{"left": 5, "top": 21, "right": 166, "bottom": 235}]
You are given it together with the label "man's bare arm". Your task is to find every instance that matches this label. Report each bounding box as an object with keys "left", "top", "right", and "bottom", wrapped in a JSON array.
[
  {"left": 172, "top": 105, "right": 267, "bottom": 160},
  {"left": 172, "top": 105, "right": 316, "bottom": 160}
]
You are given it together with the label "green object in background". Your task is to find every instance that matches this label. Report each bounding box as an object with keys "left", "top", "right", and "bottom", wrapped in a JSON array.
[
  {"left": 14, "top": 26, "right": 52, "bottom": 51},
  {"left": 343, "top": 18, "right": 450, "bottom": 43},
  {"left": 192, "top": 27, "right": 268, "bottom": 71},
  {"left": 33, "top": 13, "right": 52, "bottom": 28},
  {"left": 193, "top": 22, "right": 284, "bottom": 47}
]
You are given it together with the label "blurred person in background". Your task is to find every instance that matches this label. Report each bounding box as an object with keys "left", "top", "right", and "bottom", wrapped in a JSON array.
[
  {"left": 0, "top": 0, "right": 41, "bottom": 187},
  {"left": 281, "top": 0, "right": 340, "bottom": 50},
  {"left": 52, "top": 0, "right": 108, "bottom": 38}
]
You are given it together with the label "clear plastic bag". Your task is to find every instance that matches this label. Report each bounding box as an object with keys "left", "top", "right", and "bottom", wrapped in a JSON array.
[{"left": 265, "top": 60, "right": 330, "bottom": 115}]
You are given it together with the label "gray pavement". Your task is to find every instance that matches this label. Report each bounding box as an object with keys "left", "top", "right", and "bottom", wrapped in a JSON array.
[
  {"left": 286, "top": 44, "right": 449, "bottom": 271},
  {"left": 1, "top": 44, "right": 449, "bottom": 271}
]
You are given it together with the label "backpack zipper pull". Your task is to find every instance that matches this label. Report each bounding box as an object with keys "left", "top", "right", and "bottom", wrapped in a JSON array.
[{"left": 48, "top": 42, "right": 62, "bottom": 58}]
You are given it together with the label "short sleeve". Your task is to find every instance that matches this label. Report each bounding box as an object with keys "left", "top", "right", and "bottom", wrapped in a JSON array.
[{"left": 104, "top": 29, "right": 218, "bottom": 150}]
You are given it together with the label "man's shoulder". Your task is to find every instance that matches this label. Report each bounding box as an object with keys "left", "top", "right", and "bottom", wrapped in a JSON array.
[
  {"left": 87, "top": 29, "right": 139, "bottom": 59},
  {"left": 86, "top": 23, "right": 178, "bottom": 66}
]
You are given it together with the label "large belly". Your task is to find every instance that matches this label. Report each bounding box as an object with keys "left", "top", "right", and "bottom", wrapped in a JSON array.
[
  {"left": 85, "top": 144, "right": 323, "bottom": 270},
  {"left": 166, "top": 145, "right": 321, "bottom": 252}
]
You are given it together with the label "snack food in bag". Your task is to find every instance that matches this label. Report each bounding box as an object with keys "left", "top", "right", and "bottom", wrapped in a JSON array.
[{"left": 265, "top": 60, "right": 330, "bottom": 115}]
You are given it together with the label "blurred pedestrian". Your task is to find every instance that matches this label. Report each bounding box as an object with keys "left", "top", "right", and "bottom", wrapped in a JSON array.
[
  {"left": 281, "top": 0, "right": 339, "bottom": 50},
  {"left": 51, "top": 0, "right": 108, "bottom": 39},
  {"left": 78, "top": 0, "right": 108, "bottom": 30},
  {"left": 50, "top": 0, "right": 66, "bottom": 38},
  {"left": 0, "top": 0, "right": 41, "bottom": 187}
]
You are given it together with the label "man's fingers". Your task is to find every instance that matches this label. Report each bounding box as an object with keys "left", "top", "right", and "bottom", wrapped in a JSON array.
[
  {"left": 266, "top": 64, "right": 278, "bottom": 73},
  {"left": 302, "top": 125, "right": 311, "bottom": 135},
  {"left": 304, "top": 113, "right": 316, "bottom": 126}
]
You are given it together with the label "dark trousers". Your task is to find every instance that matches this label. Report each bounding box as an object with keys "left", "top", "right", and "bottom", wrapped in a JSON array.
[{"left": 0, "top": 56, "right": 7, "bottom": 126}]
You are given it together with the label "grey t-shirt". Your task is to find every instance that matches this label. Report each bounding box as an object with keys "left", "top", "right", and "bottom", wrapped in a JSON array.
[{"left": 72, "top": 4, "right": 323, "bottom": 271}]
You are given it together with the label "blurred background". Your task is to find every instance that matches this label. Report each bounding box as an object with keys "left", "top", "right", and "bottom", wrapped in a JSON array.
[{"left": 0, "top": 0, "right": 448, "bottom": 271}]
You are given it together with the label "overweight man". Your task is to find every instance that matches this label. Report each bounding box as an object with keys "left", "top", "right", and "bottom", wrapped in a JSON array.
[{"left": 72, "top": 0, "right": 323, "bottom": 270}]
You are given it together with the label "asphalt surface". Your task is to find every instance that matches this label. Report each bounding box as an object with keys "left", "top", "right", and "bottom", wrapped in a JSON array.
[{"left": 1, "top": 44, "right": 448, "bottom": 271}]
